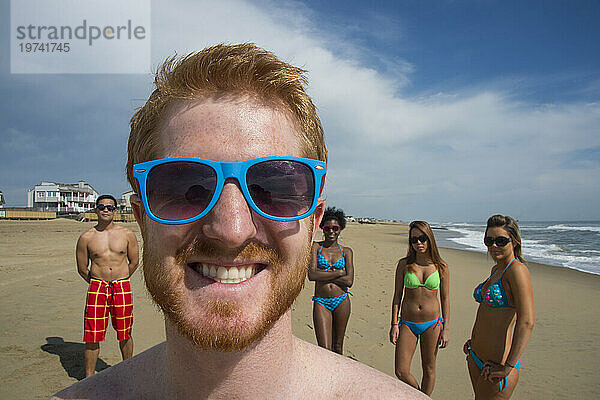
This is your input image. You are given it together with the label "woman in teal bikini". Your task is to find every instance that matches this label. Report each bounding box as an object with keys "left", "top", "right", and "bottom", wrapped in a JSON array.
[
  {"left": 463, "top": 215, "right": 534, "bottom": 399},
  {"left": 309, "top": 207, "right": 354, "bottom": 354},
  {"left": 389, "top": 221, "right": 449, "bottom": 395}
]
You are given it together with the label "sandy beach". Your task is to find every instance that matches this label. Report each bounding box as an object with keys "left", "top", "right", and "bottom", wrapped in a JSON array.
[{"left": 0, "top": 219, "right": 598, "bottom": 399}]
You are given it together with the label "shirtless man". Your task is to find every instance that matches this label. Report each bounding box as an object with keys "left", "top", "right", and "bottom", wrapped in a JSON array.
[
  {"left": 75, "top": 194, "right": 139, "bottom": 377},
  {"left": 55, "top": 44, "right": 426, "bottom": 399}
]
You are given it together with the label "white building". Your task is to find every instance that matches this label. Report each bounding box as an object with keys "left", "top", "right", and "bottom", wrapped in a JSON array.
[
  {"left": 27, "top": 181, "right": 99, "bottom": 212},
  {"left": 119, "top": 190, "right": 135, "bottom": 213},
  {"left": 0, "top": 191, "right": 5, "bottom": 208}
]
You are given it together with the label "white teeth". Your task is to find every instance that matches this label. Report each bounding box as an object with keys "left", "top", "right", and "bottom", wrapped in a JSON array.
[
  {"left": 216, "top": 267, "right": 228, "bottom": 279},
  {"left": 196, "top": 264, "right": 256, "bottom": 283}
]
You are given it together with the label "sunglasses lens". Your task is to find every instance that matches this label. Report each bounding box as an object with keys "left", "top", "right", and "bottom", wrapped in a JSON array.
[
  {"left": 323, "top": 226, "right": 340, "bottom": 232},
  {"left": 147, "top": 161, "right": 217, "bottom": 221},
  {"left": 410, "top": 235, "right": 428, "bottom": 244},
  {"left": 484, "top": 236, "right": 511, "bottom": 246},
  {"left": 247, "top": 160, "right": 314, "bottom": 218},
  {"left": 496, "top": 237, "right": 510, "bottom": 246}
]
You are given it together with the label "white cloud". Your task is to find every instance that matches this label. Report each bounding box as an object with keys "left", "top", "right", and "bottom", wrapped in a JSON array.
[
  {"left": 142, "top": 0, "right": 600, "bottom": 220},
  {"left": 4, "top": 0, "right": 599, "bottom": 220},
  {"left": 3, "top": 127, "right": 41, "bottom": 152}
]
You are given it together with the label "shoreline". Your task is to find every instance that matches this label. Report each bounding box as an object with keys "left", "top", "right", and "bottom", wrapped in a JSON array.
[
  {"left": 1, "top": 220, "right": 598, "bottom": 399},
  {"left": 432, "top": 222, "right": 600, "bottom": 276},
  {"left": 438, "top": 244, "right": 600, "bottom": 278},
  {"left": 294, "top": 222, "right": 600, "bottom": 399}
]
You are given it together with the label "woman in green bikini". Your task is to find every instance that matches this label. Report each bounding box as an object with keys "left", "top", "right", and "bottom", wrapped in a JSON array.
[{"left": 389, "top": 220, "right": 449, "bottom": 395}]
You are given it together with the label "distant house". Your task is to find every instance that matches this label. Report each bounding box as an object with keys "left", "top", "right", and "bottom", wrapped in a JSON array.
[
  {"left": 120, "top": 190, "right": 135, "bottom": 213},
  {"left": 27, "top": 181, "right": 99, "bottom": 212}
]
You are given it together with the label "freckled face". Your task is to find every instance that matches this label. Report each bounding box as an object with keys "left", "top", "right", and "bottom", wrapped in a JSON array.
[{"left": 139, "top": 97, "right": 322, "bottom": 350}]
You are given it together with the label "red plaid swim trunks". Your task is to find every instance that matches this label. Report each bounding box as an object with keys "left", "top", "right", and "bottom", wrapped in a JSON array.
[{"left": 84, "top": 277, "right": 133, "bottom": 343}]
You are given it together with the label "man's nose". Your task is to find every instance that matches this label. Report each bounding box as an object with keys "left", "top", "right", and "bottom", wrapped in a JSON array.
[{"left": 201, "top": 178, "right": 258, "bottom": 247}]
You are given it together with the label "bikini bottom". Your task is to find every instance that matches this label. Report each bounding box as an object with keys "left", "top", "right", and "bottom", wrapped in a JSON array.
[
  {"left": 311, "top": 291, "right": 352, "bottom": 312},
  {"left": 468, "top": 348, "right": 521, "bottom": 392},
  {"left": 399, "top": 317, "right": 444, "bottom": 336}
]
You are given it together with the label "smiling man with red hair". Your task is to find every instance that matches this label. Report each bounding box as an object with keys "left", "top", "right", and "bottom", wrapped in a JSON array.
[{"left": 54, "top": 43, "right": 425, "bottom": 400}]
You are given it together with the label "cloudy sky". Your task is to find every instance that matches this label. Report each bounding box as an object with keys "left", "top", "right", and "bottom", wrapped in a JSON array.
[{"left": 2, "top": 0, "right": 599, "bottom": 222}]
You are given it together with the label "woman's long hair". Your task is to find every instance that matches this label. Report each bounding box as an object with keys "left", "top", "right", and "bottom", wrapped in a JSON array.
[
  {"left": 406, "top": 221, "right": 448, "bottom": 276},
  {"left": 485, "top": 214, "right": 525, "bottom": 262}
]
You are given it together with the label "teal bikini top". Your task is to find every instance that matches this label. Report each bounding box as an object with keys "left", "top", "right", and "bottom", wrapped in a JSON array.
[
  {"left": 404, "top": 269, "right": 440, "bottom": 290},
  {"left": 473, "top": 258, "right": 515, "bottom": 308},
  {"left": 317, "top": 245, "right": 345, "bottom": 270}
]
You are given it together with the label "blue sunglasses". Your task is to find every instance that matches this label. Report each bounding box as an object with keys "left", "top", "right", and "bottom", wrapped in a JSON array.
[{"left": 133, "top": 156, "right": 326, "bottom": 224}]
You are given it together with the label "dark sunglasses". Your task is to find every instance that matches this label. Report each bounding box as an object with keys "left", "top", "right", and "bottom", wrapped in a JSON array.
[
  {"left": 96, "top": 204, "right": 116, "bottom": 211},
  {"left": 409, "top": 234, "right": 428, "bottom": 244},
  {"left": 322, "top": 225, "right": 340, "bottom": 233},
  {"left": 484, "top": 236, "right": 512, "bottom": 247},
  {"left": 133, "top": 156, "right": 326, "bottom": 224}
]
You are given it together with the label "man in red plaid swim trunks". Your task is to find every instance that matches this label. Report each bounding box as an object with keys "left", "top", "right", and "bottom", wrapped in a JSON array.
[{"left": 75, "top": 194, "right": 139, "bottom": 377}]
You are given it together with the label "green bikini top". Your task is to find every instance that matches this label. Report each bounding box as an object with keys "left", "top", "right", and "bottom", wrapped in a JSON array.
[{"left": 404, "top": 269, "right": 440, "bottom": 290}]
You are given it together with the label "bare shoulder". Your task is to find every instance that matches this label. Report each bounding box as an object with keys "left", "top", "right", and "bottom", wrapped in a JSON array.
[
  {"left": 77, "top": 228, "right": 96, "bottom": 243},
  {"left": 396, "top": 257, "right": 408, "bottom": 270},
  {"left": 294, "top": 339, "right": 427, "bottom": 399},
  {"left": 113, "top": 224, "right": 136, "bottom": 236},
  {"left": 51, "top": 343, "right": 166, "bottom": 400},
  {"left": 506, "top": 259, "right": 531, "bottom": 282},
  {"left": 342, "top": 245, "right": 353, "bottom": 255},
  {"left": 124, "top": 227, "right": 138, "bottom": 242}
]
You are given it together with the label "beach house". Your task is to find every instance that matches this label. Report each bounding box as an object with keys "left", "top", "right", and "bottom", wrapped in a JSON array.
[
  {"left": 27, "top": 181, "right": 99, "bottom": 212},
  {"left": 119, "top": 190, "right": 135, "bottom": 213}
]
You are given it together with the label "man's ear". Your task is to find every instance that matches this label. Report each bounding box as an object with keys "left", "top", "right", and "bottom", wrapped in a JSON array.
[
  {"left": 311, "top": 199, "right": 325, "bottom": 242},
  {"left": 130, "top": 194, "right": 144, "bottom": 228}
]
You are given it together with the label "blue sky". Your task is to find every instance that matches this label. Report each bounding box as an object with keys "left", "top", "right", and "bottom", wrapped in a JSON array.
[{"left": 1, "top": 0, "right": 599, "bottom": 221}]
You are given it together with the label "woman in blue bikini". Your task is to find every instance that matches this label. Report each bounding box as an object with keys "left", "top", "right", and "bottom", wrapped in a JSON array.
[
  {"left": 389, "top": 221, "right": 449, "bottom": 395},
  {"left": 463, "top": 215, "right": 534, "bottom": 399},
  {"left": 309, "top": 207, "right": 354, "bottom": 354}
]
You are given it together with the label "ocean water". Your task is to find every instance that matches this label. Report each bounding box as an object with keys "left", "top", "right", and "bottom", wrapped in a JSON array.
[{"left": 430, "top": 221, "right": 600, "bottom": 276}]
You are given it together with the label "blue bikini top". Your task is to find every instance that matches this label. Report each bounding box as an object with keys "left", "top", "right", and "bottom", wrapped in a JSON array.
[
  {"left": 317, "top": 245, "right": 345, "bottom": 270},
  {"left": 473, "top": 258, "right": 515, "bottom": 308}
]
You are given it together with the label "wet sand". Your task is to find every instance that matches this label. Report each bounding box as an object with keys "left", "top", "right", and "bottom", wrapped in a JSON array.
[{"left": 0, "top": 219, "right": 598, "bottom": 399}]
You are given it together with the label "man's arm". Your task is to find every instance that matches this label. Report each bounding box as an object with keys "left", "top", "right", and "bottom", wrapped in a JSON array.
[
  {"left": 76, "top": 234, "right": 91, "bottom": 283},
  {"left": 127, "top": 230, "right": 140, "bottom": 276}
]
